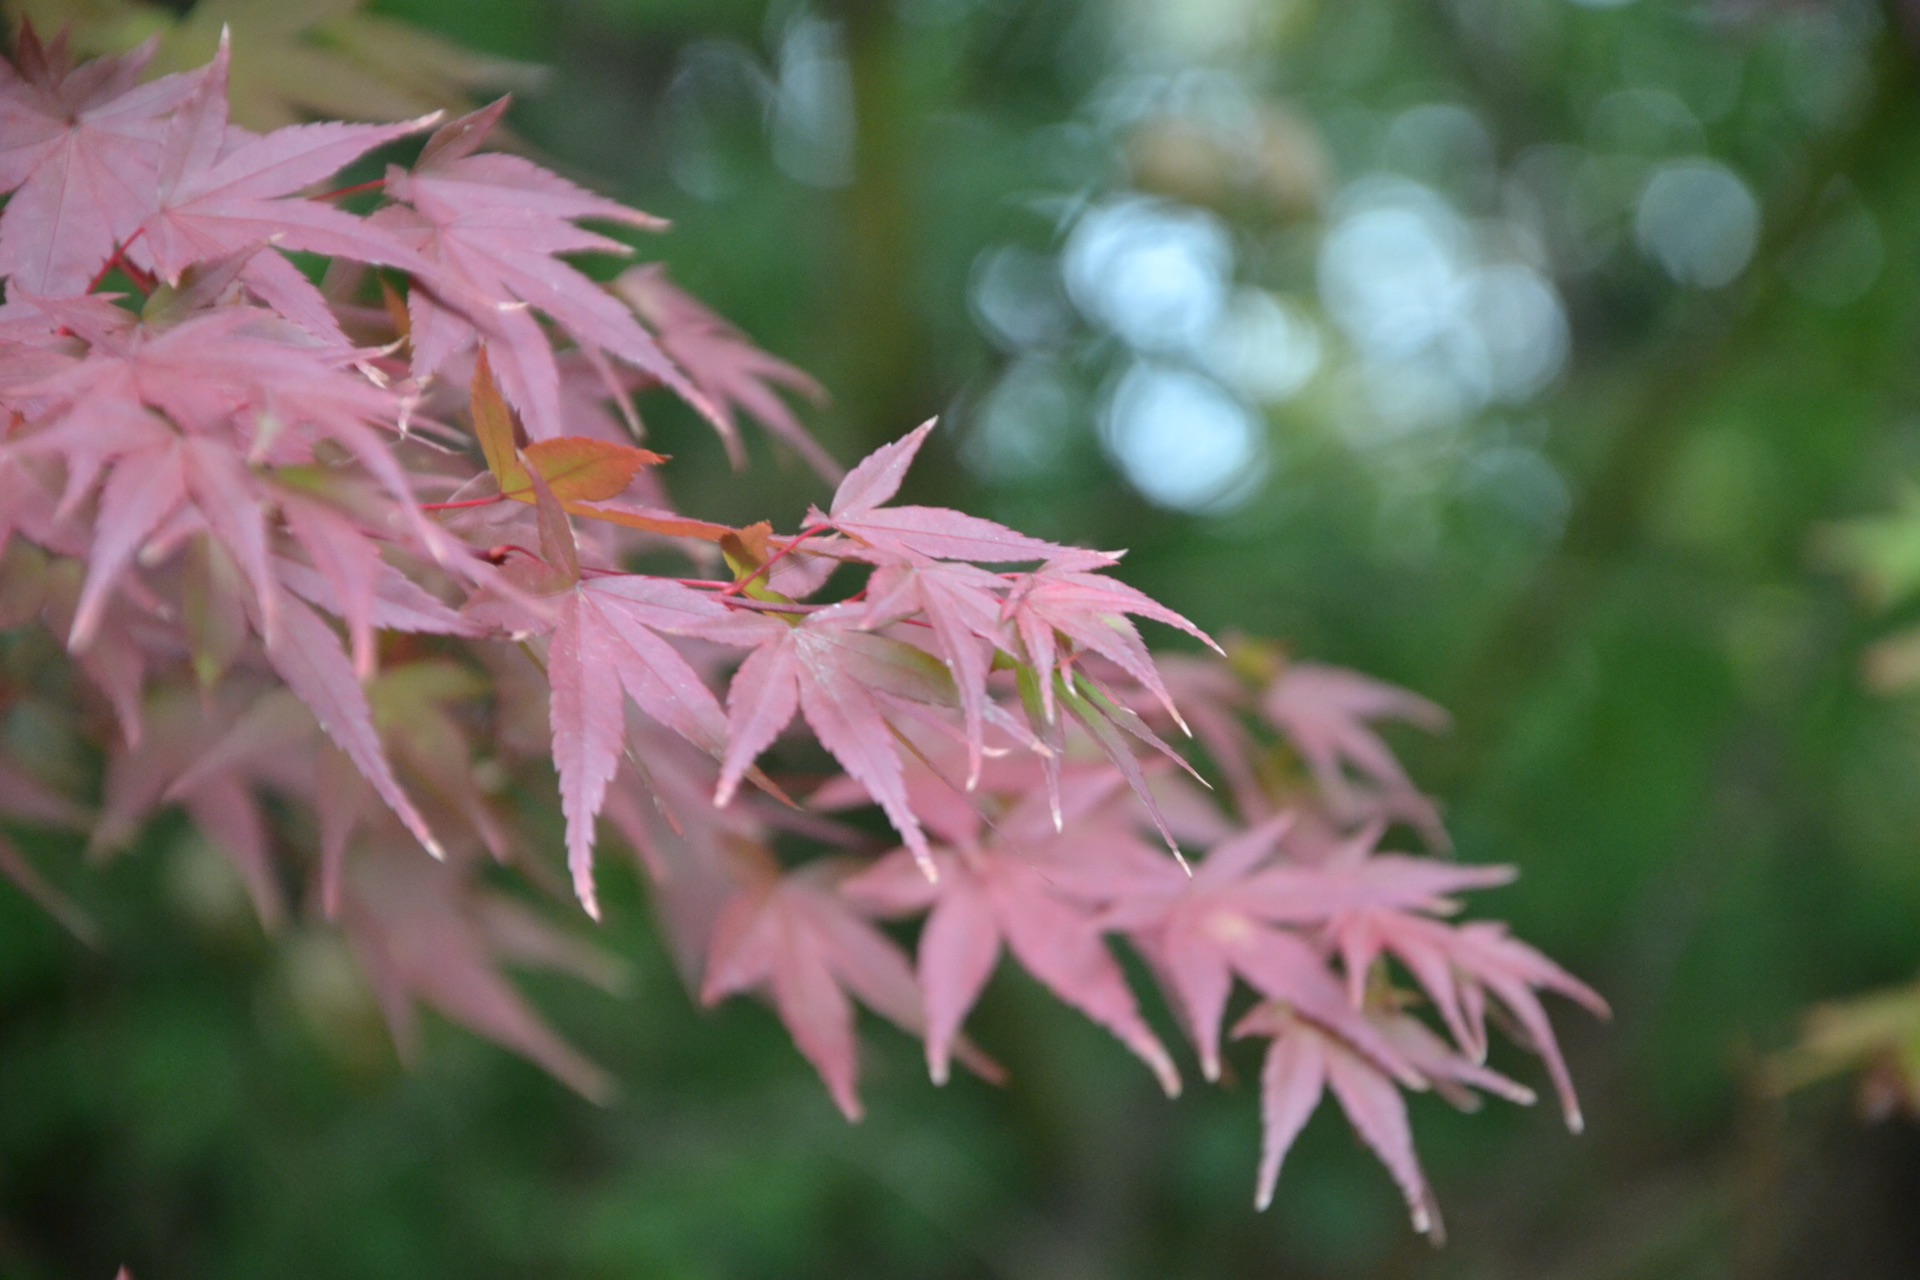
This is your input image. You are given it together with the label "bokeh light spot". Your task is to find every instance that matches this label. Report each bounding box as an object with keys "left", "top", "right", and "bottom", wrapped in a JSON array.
[
  {"left": 1064, "top": 197, "right": 1234, "bottom": 356},
  {"left": 1635, "top": 159, "right": 1759, "bottom": 289},
  {"left": 1101, "top": 362, "right": 1267, "bottom": 513}
]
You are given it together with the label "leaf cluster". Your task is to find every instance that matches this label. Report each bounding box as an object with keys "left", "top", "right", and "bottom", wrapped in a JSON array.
[{"left": 0, "top": 25, "right": 1605, "bottom": 1237}]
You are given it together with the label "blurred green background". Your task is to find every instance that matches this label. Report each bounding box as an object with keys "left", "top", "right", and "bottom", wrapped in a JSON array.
[{"left": 8, "top": 0, "right": 1920, "bottom": 1275}]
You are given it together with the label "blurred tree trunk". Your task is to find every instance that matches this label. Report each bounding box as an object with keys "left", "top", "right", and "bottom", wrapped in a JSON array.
[{"left": 832, "top": 0, "right": 937, "bottom": 453}]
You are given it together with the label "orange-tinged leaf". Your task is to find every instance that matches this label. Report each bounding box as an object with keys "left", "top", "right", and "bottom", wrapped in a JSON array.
[
  {"left": 560, "top": 501, "right": 734, "bottom": 544},
  {"left": 505, "top": 437, "right": 664, "bottom": 504},
  {"left": 471, "top": 349, "right": 519, "bottom": 484},
  {"left": 472, "top": 354, "right": 663, "bottom": 506},
  {"left": 380, "top": 278, "right": 411, "bottom": 344},
  {"left": 724, "top": 521, "right": 776, "bottom": 570}
]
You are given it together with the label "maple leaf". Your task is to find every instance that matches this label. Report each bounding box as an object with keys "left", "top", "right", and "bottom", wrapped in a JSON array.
[
  {"left": 19, "top": 538, "right": 168, "bottom": 745},
  {"left": 721, "top": 519, "right": 846, "bottom": 598},
  {"left": 1002, "top": 558, "right": 1218, "bottom": 728},
  {"left": 1242, "top": 823, "right": 1516, "bottom": 932},
  {"left": 1002, "top": 660, "right": 1204, "bottom": 857},
  {"left": 496, "top": 437, "right": 663, "bottom": 504},
  {"left": 339, "top": 846, "right": 619, "bottom": 1102},
  {"left": 265, "top": 587, "right": 442, "bottom": 859},
  {"left": 0, "top": 32, "right": 1612, "bottom": 1231},
  {"left": 545, "top": 575, "right": 738, "bottom": 918},
  {"left": 599, "top": 725, "right": 760, "bottom": 985},
  {"left": 375, "top": 100, "right": 710, "bottom": 441},
  {"left": 614, "top": 263, "right": 837, "bottom": 479},
  {"left": 9, "top": 301, "right": 453, "bottom": 658},
  {"left": 1260, "top": 662, "right": 1451, "bottom": 843},
  {"left": 73, "top": 0, "right": 547, "bottom": 131},
  {"left": 844, "top": 791, "right": 1183, "bottom": 1095},
  {"left": 702, "top": 856, "right": 995, "bottom": 1120},
  {"left": 365, "top": 660, "right": 515, "bottom": 859},
  {"left": 1314, "top": 895, "right": 1605, "bottom": 1130},
  {"left": 1099, "top": 816, "right": 1417, "bottom": 1085},
  {"left": 279, "top": 492, "right": 477, "bottom": 679},
  {"left": 461, "top": 351, "right": 729, "bottom": 545},
  {"left": 149, "top": 660, "right": 516, "bottom": 918},
  {"left": 1376, "top": 1009, "right": 1537, "bottom": 1113},
  {"left": 1438, "top": 921, "right": 1609, "bottom": 1130},
  {"left": 80, "top": 685, "right": 308, "bottom": 926},
  {"left": 1132, "top": 652, "right": 1272, "bottom": 817},
  {"left": 1234, "top": 1004, "right": 1443, "bottom": 1238},
  {"left": 814, "top": 424, "right": 1215, "bottom": 818},
  {"left": 713, "top": 604, "right": 965, "bottom": 875},
  {"left": 465, "top": 349, "right": 670, "bottom": 504},
  {"left": 858, "top": 556, "right": 1009, "bottom": 787},
  {"left": 0, "top": 23, "right": 201, "bottom": 295},
  {"left": 485, "top": 427, "right": 667, "bottom": 512},
  {"left": 813, "top": 421, "right": 1087, "bottom": 565},
  {"left": 15, "top": 299, "right": 399, "bottom": 462},
  {"left": 132, "top": 38, "right": 439, "bottom": 339},
  {"left": 66, "top": 431, "right": 185, "bottom": 650}
]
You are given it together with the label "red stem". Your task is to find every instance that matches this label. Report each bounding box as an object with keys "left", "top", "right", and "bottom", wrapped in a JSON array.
[
  {"left": 477, "top": 543, "right": 544, "bottom": 567},
  {"left": 86, "top": 228, "right": 152, "bottom": 295},
  {"left": 423, "top": 494, "right": 508, "bottom": 512},
  {"left": 722, "top": 597, "right": 824, "bottom": 615},
  {"left": 315, "top": 178, "right": 387, "bottom": 202}
]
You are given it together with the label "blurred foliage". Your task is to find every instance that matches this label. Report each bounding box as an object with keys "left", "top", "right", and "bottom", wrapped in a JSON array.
[
  {"left": 5, "top": 0, "right": 544, "bottom": 127},
  {"left": 11, "top": 0, "right": 1920, "bottom": 1276}
]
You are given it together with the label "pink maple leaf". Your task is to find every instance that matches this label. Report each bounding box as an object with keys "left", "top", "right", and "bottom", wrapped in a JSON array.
[
  {"left": 1375, "top": 1009, "right": 1537, "bottom": 1113},
  {"left": 36, "top": 387, "right": 449, "bottom": 859},
  {"left": 813, "top": 420, "right": 1086, "bottom": 564},
  {"left": 10, "top": 304, "right": 448, "bottom": 655},
  {"left": 1239, "top": 823, "right": 1517, "bottom": 934},
  {"left": 600, "top": 725, "right": 759, "bottom": 985},
  {"left": 808, "top": 428, "right": 1218, "bottom": 840},
  {"left": 0, "top": 35, "right": 1614, "bottom": 1228},
  {"left": 1316, "top": 905, "right": 1605, "bottom": 1129},
  {"left": 615, "top": 263, "right": 837, "bottom": 479},
  {"left": 858, "top": 556, "right": 1009, "bottom": 787},
  {"left": 545, "top": 575, "right": 738, "bottom": 918},
  {"left": 21, "top": 540, "right": 168, "bottom": 745},
  {"left": 713, "top": 604, "right": 961, "bottom": 876},
  {"left": 0, "top": 24, "right": 200, "bottom": 294},
  {"left": 1002, "top": 558, "right": 1218, "bottom": 728},
  {"left": 265, "top": 587, "right": 442, "bottom": 859},
  {"left": 84, "top": 686, "right": 312, "bottom": 927},
  {"left": 278, "top": 491, "right": 477, "bottom": 679},
  {"left": 340, "top": 847, "right": 621, "bottom": 1102},
  {"left": 1100, "top": 816, "right": 1416, "bottom": 1085},
  {"left": 702, "top": 856, "right": 995, "bottom": 1120},
  {"left": 843, "top": 781, "right": 1183, "bottom": 1095},
  {"left": 1261, "top": 662, "right": 1451, "bottom": 843},
  {"left": 1141, "top": 654, "right": 1272, "bottom": 818},
  {"left": 132, "top": 38, "right": 439, "bottom": 340},
  {"left": 1440, "top": 920, "right": 1609, "bottom": 1130},
  {"left": 374, "top": 100, "right": 708, "bottom": 441},
  {"left": 1234, "top": 1003, "right": 1443, "bottom": 1238}
]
